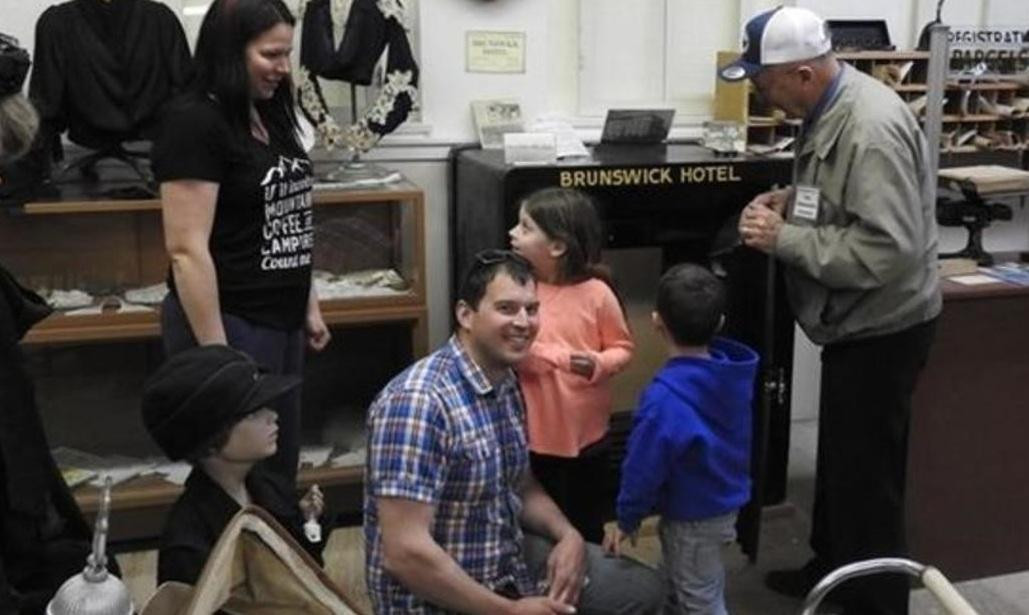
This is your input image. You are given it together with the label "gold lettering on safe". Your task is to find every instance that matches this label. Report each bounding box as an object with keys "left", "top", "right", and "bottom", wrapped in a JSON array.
[{"left": 680, "top": 165, "right": 742, "bottom": 183}]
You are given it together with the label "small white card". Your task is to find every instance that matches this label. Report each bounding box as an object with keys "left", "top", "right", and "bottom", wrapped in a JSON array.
[
  {"left": 503, "top": 132, "right": 557, "bottom": 165},
  {"left": 793, "top": 185, "right": 821, "bottom": 221},
  {"left": 949, "top": 274, "right": 1000, "bottom": 286}
]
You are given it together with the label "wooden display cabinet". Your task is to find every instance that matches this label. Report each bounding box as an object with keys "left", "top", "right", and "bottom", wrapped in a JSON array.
[
  {"left": 0, "top": 180, "right": 427, "bottom": 527},
  {"left": 836, "top": 51, "right": 1028, "bottom": 157}
]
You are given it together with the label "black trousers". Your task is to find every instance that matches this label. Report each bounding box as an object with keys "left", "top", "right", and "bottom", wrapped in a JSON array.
[
  {"left": 530, "top": 437, "right": 612, "bottom": 544},
  {"left": 810, "top": 318, "right": 936, "bottom": 615}
]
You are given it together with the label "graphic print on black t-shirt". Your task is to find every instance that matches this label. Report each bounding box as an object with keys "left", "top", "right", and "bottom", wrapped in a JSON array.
[{"left": 259, "top": 155, "right": 314, "bottom": 273}]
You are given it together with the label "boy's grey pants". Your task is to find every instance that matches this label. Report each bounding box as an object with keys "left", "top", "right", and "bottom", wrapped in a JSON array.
[{"left": 659, "top": 512, "right": 738, "bottom": 615}]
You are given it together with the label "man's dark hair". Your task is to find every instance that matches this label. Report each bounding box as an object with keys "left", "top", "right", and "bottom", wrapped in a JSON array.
[
  {"left": 656, "top": 263, "right": 726, "bottom": 346},
  {"left": 192, "top": 0, "right": 300, "bottom": 149},
  {"left": 457, "top": 250, "right": 535, "bottom": 311}
]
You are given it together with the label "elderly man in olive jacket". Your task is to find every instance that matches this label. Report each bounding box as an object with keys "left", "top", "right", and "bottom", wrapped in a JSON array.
[{"left": 721, "top": 7, "right": 940, "bottom": 615}]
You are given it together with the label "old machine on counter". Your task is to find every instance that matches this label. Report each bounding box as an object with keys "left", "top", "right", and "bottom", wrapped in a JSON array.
[
  {"left": 451, "top": 143, "right": 793, "bottom": 560},
  {"left": 937, "top": 164, "right": 1029, "bottom": 265}
]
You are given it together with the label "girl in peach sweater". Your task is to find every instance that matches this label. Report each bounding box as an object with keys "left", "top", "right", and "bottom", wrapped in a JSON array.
[{"left": 509, "top": 187, "right": 633, "bottom": 543}]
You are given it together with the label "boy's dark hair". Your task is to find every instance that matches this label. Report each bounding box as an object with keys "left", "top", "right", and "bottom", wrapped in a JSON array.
[
  {"left": 656, "top": 263, "right": 726, "bottom": 346},
  {"left": 457, "top": 249, "right": 535, "bottom": 311},
  {"left": 192, "top": 0, "right": 300, "bottom": 149},
  {"left": 521, "top": 187, "right": 604, "bottom": 284}
]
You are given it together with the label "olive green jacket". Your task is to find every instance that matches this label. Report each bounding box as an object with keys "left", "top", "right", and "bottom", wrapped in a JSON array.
[{"left": 774, "top": 65, "right": 941, "bottom": 344}]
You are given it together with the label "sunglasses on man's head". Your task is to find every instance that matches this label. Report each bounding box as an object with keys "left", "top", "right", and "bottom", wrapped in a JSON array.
[{"left": 474, "top": 249, "right": 529, "bottom": 267}]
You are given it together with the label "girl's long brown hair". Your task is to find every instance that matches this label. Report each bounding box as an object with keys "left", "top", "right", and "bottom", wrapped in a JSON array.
[{"left": 521, "top": 187, "right": 626, "bottom": 315}]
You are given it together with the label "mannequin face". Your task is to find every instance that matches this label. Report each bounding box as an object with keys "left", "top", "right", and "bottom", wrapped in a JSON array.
[
  {"left": 245, "top": 23, "right": 294, "bottom": 100},
  {"left": 217, "top": 407, "right": 279, "bottom": 462}
]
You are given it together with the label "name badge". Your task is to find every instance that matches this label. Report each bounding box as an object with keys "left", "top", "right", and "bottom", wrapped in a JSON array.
[{"left": 793, "top": 185, "right": 820, "bottom": 222}]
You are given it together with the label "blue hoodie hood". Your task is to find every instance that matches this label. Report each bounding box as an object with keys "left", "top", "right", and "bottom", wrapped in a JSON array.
[{"left": 616, "top": 337, "right": 759, "bottom": 529}]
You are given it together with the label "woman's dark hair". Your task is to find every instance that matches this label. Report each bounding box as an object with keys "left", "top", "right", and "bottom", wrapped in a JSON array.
[
  {"left": 521, "top": 187, "right": 606, "bottom": 284},
  {"left": 192, "top": 0, "right": 300, "bottom": 148}
]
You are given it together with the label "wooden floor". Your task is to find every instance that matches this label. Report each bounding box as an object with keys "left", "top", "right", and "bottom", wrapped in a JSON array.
[
  {"left": 114, "top": 421, "right": 1029, "bottom": 614},
  {"left": 115, "top": 520, "right": 663, "bottom": 614}
]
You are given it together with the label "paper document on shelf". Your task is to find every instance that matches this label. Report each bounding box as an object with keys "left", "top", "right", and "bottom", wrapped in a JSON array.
[
  {"left": 330, "top": 447, "right": 367, "bottom": 468},
  {"left": 527, "top": 119, "right": 589, "bottom": 159},
  {"left": 88, "top": 455, "right": 156, "bottom": 487},
  {"left": 146, "top": 460, "right": 192, "bottom": 486},
  {"left": 300, "top": 445, "right": 334, "bottom": 468},
  {"left": 948, "top": 273, "right": 1001, "bottom": 286},
  {"left": 61, "top": 467, "right": 98, "bottom": 489}
]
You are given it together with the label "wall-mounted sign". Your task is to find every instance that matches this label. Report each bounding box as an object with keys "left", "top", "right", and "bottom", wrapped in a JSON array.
[
  {"left": 948, "top": 26, "right": 1029, "bottom": 73},
  {"left": 466, "top": 31, "right": 526, "bottom": 74}
]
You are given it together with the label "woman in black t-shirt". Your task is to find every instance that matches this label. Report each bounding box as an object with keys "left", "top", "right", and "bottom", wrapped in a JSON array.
[{"left": 152, "top": 0, "right": 330, "bottom": 488}]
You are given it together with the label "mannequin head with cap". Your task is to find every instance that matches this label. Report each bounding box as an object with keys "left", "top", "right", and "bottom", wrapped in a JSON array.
[{"left": 718, "top": 6, "right": 841, "bottom": 119}]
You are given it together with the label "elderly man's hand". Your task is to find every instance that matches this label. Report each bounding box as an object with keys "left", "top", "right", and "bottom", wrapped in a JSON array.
[
  {"left": 545, "top": 529, "right": 587, "bottom": 606},
  {"left": 747, "top": 187, "right": 793, "bottom": 216},
  {"left": 739, "top": 201, "right": 785, "bottom": 254}
]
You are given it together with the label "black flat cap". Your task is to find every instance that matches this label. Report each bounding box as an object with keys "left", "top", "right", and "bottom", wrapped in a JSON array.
[{"left": 142, "top": 345, "right": 301, "bottom": 461}]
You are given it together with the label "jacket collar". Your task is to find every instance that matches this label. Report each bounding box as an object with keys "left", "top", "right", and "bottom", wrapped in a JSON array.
[
  {"left": 185, "top": 465, "right": 294, "bottom": 533},
  {"left": 799, "top": 64, "right": 855, "bottom": 160}
]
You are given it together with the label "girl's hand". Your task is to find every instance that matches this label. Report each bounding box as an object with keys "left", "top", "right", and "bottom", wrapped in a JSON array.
[
  {"left": 299, "top": 484, "right": 324, "bottom": 520},
  {"left": 569, "top": 354, "right": 595, "bottom": 379}
]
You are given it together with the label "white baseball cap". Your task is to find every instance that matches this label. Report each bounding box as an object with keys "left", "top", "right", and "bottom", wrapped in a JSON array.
[{"left": 719, "top": 6, "right": 832, "bottom": 82}]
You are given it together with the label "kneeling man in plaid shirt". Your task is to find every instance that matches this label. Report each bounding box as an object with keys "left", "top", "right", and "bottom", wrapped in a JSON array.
[{"left": 364, "top": 250, "right": 663, "bottom": 615}]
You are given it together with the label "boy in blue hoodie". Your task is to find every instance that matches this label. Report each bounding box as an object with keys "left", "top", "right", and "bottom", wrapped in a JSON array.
[{"left": 603, "top": 263, "right": 758, "bottom": 614}]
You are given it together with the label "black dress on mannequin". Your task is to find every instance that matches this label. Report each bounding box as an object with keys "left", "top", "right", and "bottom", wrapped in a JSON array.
[
  {"left": 28, "top": 0, "right": 192, "bottom": 187},
  {"left": 299, "top": 0, "right": 419, "bottom": 151}
]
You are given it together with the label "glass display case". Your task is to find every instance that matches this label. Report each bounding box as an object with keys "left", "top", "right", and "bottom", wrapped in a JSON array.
[{"left": 0, "top": 179, "right": 426, "bottom": 536}]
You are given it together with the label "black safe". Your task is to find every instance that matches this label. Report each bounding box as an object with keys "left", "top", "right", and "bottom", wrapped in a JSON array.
[{"left": 450, "top": 144, "right": 795, "bottom": 560}]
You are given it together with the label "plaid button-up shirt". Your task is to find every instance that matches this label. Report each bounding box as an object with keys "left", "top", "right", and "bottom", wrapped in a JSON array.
[{"left": 364, "top": 336, "right": 535, "bottom": 614}]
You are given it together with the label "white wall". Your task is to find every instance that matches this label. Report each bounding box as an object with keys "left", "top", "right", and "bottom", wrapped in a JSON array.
[
  {"left": 4, "top": 0, "right": 1028, "bottom": 378},
  {"left": 416, "top": 0, "right": 578, "bottom": 143}
]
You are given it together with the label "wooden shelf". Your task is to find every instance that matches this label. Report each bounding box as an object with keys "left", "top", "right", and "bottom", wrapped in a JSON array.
[
  {"left": 946, "top": 81, "right": 1024, "bottom": 92},
  {"left": 23, "top": 180, "right": 424, "bottom": 215},
  {"left": 837, "top": 51, "right": 930, "bottom": 61},
  {"left": 74, "top": 463, "right": 364, "bottom": 514},
  {"left": 941, "top": 114, "right": 1004, "bottom": 123},
  {"left": 23, "top": 199, "right": 161, "bottom": 215},
  {"left": 23, "top": 296, "right": 426, "bottom": 345}
]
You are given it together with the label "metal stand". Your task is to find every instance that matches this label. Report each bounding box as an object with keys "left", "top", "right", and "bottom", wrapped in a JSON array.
[
  {"left": 924, "top": 24, "right": 949, "bottom": 207},
  {"left": 320, "top": 83, "right": 399, "bottom": 185},
  {"left": 55, "top": 145, "right": 154, "bottom": 189}
]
